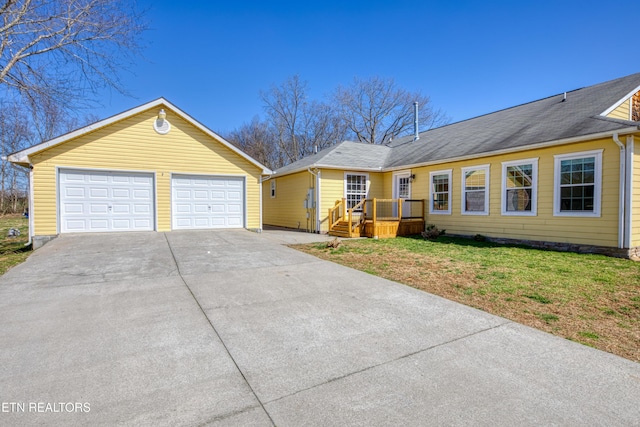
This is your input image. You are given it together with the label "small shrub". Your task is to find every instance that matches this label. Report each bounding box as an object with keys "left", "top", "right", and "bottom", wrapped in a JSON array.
[
  {"left": 422, "top": 224, "right": 445, "bottom": 240},
  {"left": 473, "top": 234, "right": 487, "bottom": 242}
]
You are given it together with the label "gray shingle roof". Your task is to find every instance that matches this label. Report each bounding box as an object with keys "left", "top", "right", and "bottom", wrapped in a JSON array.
[
  {"left": 274, "top": 140, "right": 391, "bottom": 175},
  {"left": 274, "top": 73, "right": 640, "bottom": 175}
]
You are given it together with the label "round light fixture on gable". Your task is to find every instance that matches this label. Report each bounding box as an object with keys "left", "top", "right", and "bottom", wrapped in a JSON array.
[{"left": 153, "top": 109, "right": 171, "bottom": 134}]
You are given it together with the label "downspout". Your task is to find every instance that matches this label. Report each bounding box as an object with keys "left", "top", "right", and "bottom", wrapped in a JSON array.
[
  {"left": 307, "top": 168, "right": 321, "bottom": 233},
  {"left": 613, "top": 133, "right": 626, "bottom": 248}
]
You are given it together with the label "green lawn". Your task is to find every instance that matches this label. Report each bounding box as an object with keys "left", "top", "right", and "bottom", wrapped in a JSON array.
[
  {"left": 295, "top": 236, "right": 640, "bottom": 363},
  {"left": 0, "top": 215, "right": 32, "bottom": 275}
]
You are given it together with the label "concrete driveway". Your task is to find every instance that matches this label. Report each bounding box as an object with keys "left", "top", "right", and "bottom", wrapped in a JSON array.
[{"left": 1, "top": 230, "right": 639, "bottom": 426}]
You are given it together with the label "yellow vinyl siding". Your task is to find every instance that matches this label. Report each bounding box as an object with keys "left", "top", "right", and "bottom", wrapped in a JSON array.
[
  {"left": 30, "top": 107, "right": 262, "bottom": 235},
  {"left": 318, "top": 169, "right": 344, "bottom": 232},
  {"left": 632, "top": 142, "right": 640, "bottom": 247},
  {"left": 262, "top": 171, "right": 315, "bottom": 231},
  {"left": 261, "top": 167, "right": 384, "bottom": 233},
  {"left": 607, "top": 98, "right": 631, "bottom": 120},
  {"left": 415, "top": 139, "right": 621, "bottom": 248}
]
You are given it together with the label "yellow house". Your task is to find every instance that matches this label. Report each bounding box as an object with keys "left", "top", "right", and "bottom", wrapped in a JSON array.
[
  {"left": 263, "top": 73, "right": 640, "bottom": 258},
  {"left": 9, "top": 98, "right": 271, "bottom": 248}
]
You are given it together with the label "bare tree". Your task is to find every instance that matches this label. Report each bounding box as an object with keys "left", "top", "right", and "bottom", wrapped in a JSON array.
[
  {"left": 260, "top": 75, "right": 348, "bottom": 166},
  {"left": 226, "top": 117, "right": 282, "bottom": 170},
  {"left": 0, "top": 103, "right": 30, "bottom": 213},
  {"left": 0, "top": 0, "right": 147, "bottom": 107},
  {"left": 333, "top": 76, "right": 449, "bottom": 144},
  {"left": 298, "top": 100, "right": 348, "bottom": 155},
  {"left": 260, "top": 74, "right": 306, "bottom": 164}
]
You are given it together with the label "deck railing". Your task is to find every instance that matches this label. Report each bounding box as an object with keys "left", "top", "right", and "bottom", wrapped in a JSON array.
[{"left": 329, "top": 198, "right": 426, "bottom": 237}]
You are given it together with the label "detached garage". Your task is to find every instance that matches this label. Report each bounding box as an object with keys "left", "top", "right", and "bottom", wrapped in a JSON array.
[{"left": 8, "top": 98, "right": 271, "bottom": 248}]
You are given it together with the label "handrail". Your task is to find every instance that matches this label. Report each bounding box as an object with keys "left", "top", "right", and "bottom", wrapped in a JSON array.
[
  {"left": 328, "top": 199, "right": 344, "bottom": 230},
  {"left": 347, "top": 198, "right": 367, "bottom": 237}
]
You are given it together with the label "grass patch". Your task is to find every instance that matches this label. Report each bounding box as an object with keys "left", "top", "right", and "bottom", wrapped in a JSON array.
[
  {"left": 523, "top": 293, "right": 552, "bottom": 304},
  {"left": 537, "top": 313, "right": 559, "bottom": 324},
  {"left": 0, "top": 214, "right": 31, "bottom": 275},
  {"left": 293, "top": 235, "right": 640, "bottom": 362}
]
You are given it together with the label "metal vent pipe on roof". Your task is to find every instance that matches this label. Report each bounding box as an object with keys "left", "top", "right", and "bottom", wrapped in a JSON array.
[{"left": 413, "top": 102, "right": 419, "bottom": 141}]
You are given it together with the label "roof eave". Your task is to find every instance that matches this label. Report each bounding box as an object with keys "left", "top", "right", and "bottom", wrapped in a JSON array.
[{"left": 270, "top": 163, "right": 385, "bottom": 178}]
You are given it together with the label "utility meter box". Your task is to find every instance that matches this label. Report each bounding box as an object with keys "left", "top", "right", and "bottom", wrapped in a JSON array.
[{"left": 303, "top": 188, "right": 316, "bottom": 209}]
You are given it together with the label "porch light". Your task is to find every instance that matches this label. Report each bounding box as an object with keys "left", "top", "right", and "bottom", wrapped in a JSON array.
[
  {"left": 410, "top": 174, "right": 416, "bottom": 182},
  {"left": 153, "top": 109, "right": 171, "bottom": 134}
]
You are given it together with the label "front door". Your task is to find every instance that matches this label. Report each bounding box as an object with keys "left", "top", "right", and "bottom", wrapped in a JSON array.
[{"left": 393, "top": 172, "right": 411, "bottom": 218}]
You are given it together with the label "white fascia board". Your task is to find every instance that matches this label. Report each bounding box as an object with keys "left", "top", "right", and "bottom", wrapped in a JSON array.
[{"left": 600, "top": 84, "right": 640, "bottom": 116}]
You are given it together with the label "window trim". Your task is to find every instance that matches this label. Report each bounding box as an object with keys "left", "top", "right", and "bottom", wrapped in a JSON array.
[
  {"left": 501, "top": 158, "right": 538, "bottom": 216},
  {"left": 553, "top": 150, "right": 603, "bottom": 217},
  {"left": 429, "top": 169, "right": 452, "bottom": 215},
  {"left": 461, "top": 165, "right": 490, "bottom": 216},
  {"left": 270, "top": 179, "right": 276, "bottom": 198},
  {"left": 343, "top": 172, "right": 369, "bottom": 210}
]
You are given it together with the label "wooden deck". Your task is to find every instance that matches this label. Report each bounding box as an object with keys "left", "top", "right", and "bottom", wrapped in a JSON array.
[{"left": 328, "top": 198, "right": 426, "bottom": 239}]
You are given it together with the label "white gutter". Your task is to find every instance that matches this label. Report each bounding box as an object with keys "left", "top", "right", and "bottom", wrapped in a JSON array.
[
  {"left": 613, "top": 133, "right": 626, "bottom": 248},
  {"left": 307, "top": 168, "right": 321, "bottom": 233}
]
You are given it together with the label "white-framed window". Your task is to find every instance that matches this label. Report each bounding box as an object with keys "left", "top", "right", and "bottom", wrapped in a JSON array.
[
  {"left": 501, "top": 158, "right": 538, "bottom": 216},
  {"left": 270, "top": 180, "right": 276, "bottom": 198},
  {"left": 429, "top": 169, "right": 452, "bottom": 214},
  {"left": 461, "top": 165, "right": 490, "bottom": 215},
  {"left": 553, "top": 150, "right": 602, "bottom": 217},
  {"left": 344, "top": 172, "right": 368, "bottom": 210}
]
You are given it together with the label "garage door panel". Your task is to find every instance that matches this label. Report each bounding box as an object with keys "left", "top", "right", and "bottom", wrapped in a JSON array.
[
  {"left": 228, "top": 204, "right": 242, "bottom": 214},
  {"left": 133, "top": 204, "right": 151, "bottom": 214},
  {"left": 89, "top": 174, "right": 108, "bottom": 183},
  {"left": 193, "top": 190, "right": 209, "bottom": 200},
  {"left": 90, "top": 204, "right": 109, "bottom": 214},
  {"left": 89, "top": 219, "right": 109, "bottom": 230},
  {"left": 172, "top": 175, "right": 244, "bottom": 230},
  {"left": 227, "top": 191, "right": 242, "bottom": 201},
  {"left": 112, "top": 188, "right": 131, "bottom": 198},
  {"left": 227, "top": 217, "right": 242, "bottom": 227},
  {"left": 65, "top": 187, "right": 85, "bottom": 198},
  {"left": 133, "top": 189, "right": 152, "bottom": 199},
  {"left": 60, "top": 169, "right": 154, "bottom": 233},
  {"left": 193, "top": 204, "right": 209, "bottom": 213},
  {"left": 175, "top": 189, "right": 191, "bottom": 200},
  {"left": 112, "top": 204, "right": 130, "bottom": 214}
]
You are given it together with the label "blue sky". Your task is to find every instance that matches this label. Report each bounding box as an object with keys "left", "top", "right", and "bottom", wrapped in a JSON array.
[{"left": 93, "top": 0, "right": 640, "bottom": 135}]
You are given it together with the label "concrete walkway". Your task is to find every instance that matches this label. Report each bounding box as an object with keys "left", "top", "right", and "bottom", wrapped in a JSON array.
[{"left": 0, "top": 230, "right": 638, "bottom": 426}]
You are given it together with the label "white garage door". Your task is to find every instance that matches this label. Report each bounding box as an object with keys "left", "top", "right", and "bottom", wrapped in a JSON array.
[
  {"left": 172, "top": 175, "right": 244, "bottom": 229},
  {"left": 59, "top": 169, "right": 155, "bottom": 233}
]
